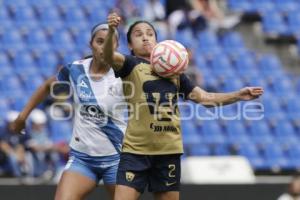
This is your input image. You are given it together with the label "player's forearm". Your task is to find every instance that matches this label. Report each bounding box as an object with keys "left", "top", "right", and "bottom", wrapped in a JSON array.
[
  {"left": 200, "top": 91, "right": 241, "bottom": 107},
  {"left": 103, "top": 28, "right": 116, "bottom": 66},
  {"left": 19, "top": 77, "right": 55, "bottom": 120},
  {"left": 190, "top": 87, "right": 241, "bottom": 107}
]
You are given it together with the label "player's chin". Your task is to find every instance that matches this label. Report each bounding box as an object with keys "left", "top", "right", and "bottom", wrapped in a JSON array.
[
  {"left": 140, "top": 50, "right": 151, "bottom": 58},
  {"left": 142, "top": 46, "right": 153, "bottom": 54}
]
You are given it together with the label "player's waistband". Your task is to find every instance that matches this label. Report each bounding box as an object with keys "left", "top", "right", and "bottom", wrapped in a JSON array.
[{"left": 70, "top": 148, "right": 120, "bottom": 167}]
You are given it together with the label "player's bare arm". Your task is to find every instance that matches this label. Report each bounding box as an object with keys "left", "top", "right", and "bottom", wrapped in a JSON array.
[
  {"left": 188, "top": 86, "right": 264, "bottom": 107},
  {"left": 103, "top": 12, "right": 125, "bottom": 71},
  {"left": 11, "top": 76, "right": 56, "bottom": 133}
]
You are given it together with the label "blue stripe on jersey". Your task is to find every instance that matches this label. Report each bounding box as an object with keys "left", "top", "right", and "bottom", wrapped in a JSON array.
[
  {"left": 101, "top": 118, "right": 124, "bottom": 153},
  {"left": 69, "top": 64, "right": 124, "bottom": 153}
]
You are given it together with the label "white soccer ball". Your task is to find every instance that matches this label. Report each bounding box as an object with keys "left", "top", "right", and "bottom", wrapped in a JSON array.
[{"left": 150, "top": 40, "right": 189, "bottom": 78}]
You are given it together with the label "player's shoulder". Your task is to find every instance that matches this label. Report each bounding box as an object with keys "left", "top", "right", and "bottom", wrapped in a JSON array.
[
  {"left": 126, "top": 55, "right": 150, "bottom": 65},
  {"left": 66, "top": 57, "right": 92, "bottom": 70},
  {"left": 72, "top": 57, "right": 92, "bottom": 66}
]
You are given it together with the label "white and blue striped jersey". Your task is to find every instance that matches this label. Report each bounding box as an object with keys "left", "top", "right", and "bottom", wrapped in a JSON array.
[{"left": 56, "top": 58, "right": 126, "bottom": 157}]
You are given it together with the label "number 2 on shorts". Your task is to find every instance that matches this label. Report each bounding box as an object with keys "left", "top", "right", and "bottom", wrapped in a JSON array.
[{"left": 168, "top": 164, "right": 176, "bottom": 178}]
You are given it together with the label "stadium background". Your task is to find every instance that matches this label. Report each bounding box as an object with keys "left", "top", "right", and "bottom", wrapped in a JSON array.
[{"left": 1, "top": 0, "right": 300, "bottom": 199}]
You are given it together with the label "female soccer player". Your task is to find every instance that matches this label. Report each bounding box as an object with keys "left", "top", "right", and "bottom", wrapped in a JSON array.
[
  {"left": 11, "top": 23, "right": 125, "bottom": 200},
  {"left": 104, "top": 13, "right": 264, "bottom": 200}
]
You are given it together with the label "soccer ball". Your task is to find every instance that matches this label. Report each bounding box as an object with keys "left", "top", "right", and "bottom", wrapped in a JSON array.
[{"left": 150, "top": 40, "right": 189, "bottom": 78}]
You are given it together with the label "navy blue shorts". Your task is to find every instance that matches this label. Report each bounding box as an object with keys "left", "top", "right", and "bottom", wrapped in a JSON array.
[{"left": 117, "top": 153, "right": 181, "bottom": 193}]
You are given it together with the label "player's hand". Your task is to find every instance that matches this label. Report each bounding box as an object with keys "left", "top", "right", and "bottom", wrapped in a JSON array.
[
  {"left": 10, "top": 115, "right": 26, "bottom": 134},
  {"left": 107, "top": 12, "right": 121, "bottom": 30},
  {"left": 238, "top": 87, "right": 264, "bottom": 101}
]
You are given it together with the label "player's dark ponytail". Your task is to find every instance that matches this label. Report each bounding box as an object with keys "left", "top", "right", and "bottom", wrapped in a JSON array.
[{"left": 127, "top": 20, "right": 157, "bottom": 55}]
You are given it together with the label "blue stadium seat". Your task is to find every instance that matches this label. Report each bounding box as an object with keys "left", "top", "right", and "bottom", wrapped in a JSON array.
[
  {"left": 201, "top": 121, "right": 225, "bottom": 144},
  {"left": 12, "top": 52, "right": 38, "bottom": 76},
  {"left": 246, "top": 75, "right": 268, "bottom": 90},
  {"left": 11, "top": 94, "right": 29, "bottom": 111},
  {"left": 248, "top": 121, "right": 273, "bottom": 145},
  {"left": 194, "top": 54, "right": 208, "bottom": 71},
  {"left": 210, "top": 54, "right": 235, "bottom": 78},
  {"left": 202, "top": 73, "right": 219, "bottom": 91},
  {"left": 13, "top": 52, "right": 35, "bottom": 68},
  {"left": 258, "top": 54, "right": 283, "bottom": 77},
  {"left": 74, "top": 31, "right": 90, "bottom": 52},
  {"left": 234, "top": 53, "right": 259, "bottom": 77},
  {"left": 273, "top": 0, "right": 299, "bottom": 13},
  {"left": 62, "top": 51, "right": 81, "bottom": 65},
  {"left": 37, "top": 51, "right": 58, "bottom": 77},
  {"left": 263, "top": 144, "right": 291, "bottom": 170},
  {"left": 0, "top": 76, "right": 23, "bottom": 97},
  {"left": 271, "top": 77, "right": 294, "bottom": 97},
  {"left": 77, "top": 0, "right": 101, "bottom": 7},
  {"left": 23, "top": 74, "right": 44, "bottom": 93},
  {"left": 52, "top": 0, "right": 77, "bottom": 11},
  {"left": 236, "top": 143, "right": 268, "bottom": 170},
  {"left": 213, "top": 144, "right": 230, "bottom": 156},
  {"left": 273, "top": 121, "right": 298, "bottom": 145},
  {"left": 50, "top": 30, "right": 75, "bottom": 52},
  {"left": 227, "top": 0, "right": 251, "bottom": 12},
  {"left": 13, "top": 6, "right": 36, "bottom": 26},
  {"left": 39, "top": 8, "right": 62, "bottom": 29},
  {"left": 287, "top": 11, "right": 300, "bottom": 35},
  {"left": 181, "top": 120, "right": 202, "bottom": 145},
  {"left": 87, "top": 7, "right": 108, "bottom": 25},
  {"left": 175, "top": 29, "right": 195, "bottom": 49},
  {"left": 1, "top": 30, "right": 25, "bottom": 50},
  {"left": 118, "top": 42, "right": 131, "bottom": 55},
  {"left": 225, "top": 121, "right": 250, "bottom": 145},
  {"left": 262, "top": 95, "right": 285, "bottom": 121},
  {"left": 27, "top": 0, "right": 53, "bottom": 7},
  {"left": 262, "top": 11, "right": 288, "bottom": 35},
  {"left": 286, "top": 145, "right": 300, "bottom": 168},
  {"left": 249, "top": 0, "right": 274, "bottom": 13},
  {"left": 0, "top": 61, "right": 14, "bottom": 81},
  {"left": 189, "top": 144, "right": 210, "bottom": 156},
  {"left": 25, "top": 28, "right": 49, "bottom": 51},
  {"left": 0, "top": 52, "right": 10, "bottom": 67},
  {"left": 0, "top": 65, "right": 14, "bottom": 79},
  {"left": 297, "top": 79, "right": 300, "bottom": 93},
  {"left": 50, "top": 120, "right": 72, "bottom": 143},
  {"left": 0, "top": 98, "right": 10, "bottom": 119},
  {"left": 221, "top": 32, "right": 246, "bottom": 55},
  {"left": 132, "top": 0, "right": 146, "bottom": 9},
  {"left": 222, "top": 78, "right": 243, "bottom": 92},
  {"left": 103, "top": 0, "right": 117, "bottom": 9},
  {"left": 0, "top": 7, "right": 12, "bottom": 28},
  {"left": 64, "top": 7, "right": 87, "bottom": 29},
  {"left": 285, "top": 95, "right": 300, "bottom": 121},
  {"left": 197, "top": 31, "right": 222, "bottom": 56},
  {"left": 3, "top": 0, "right": 27, "bottom": 10},
  {"left": 0, "top": 7, "right": 10, "bottom": 20}
]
